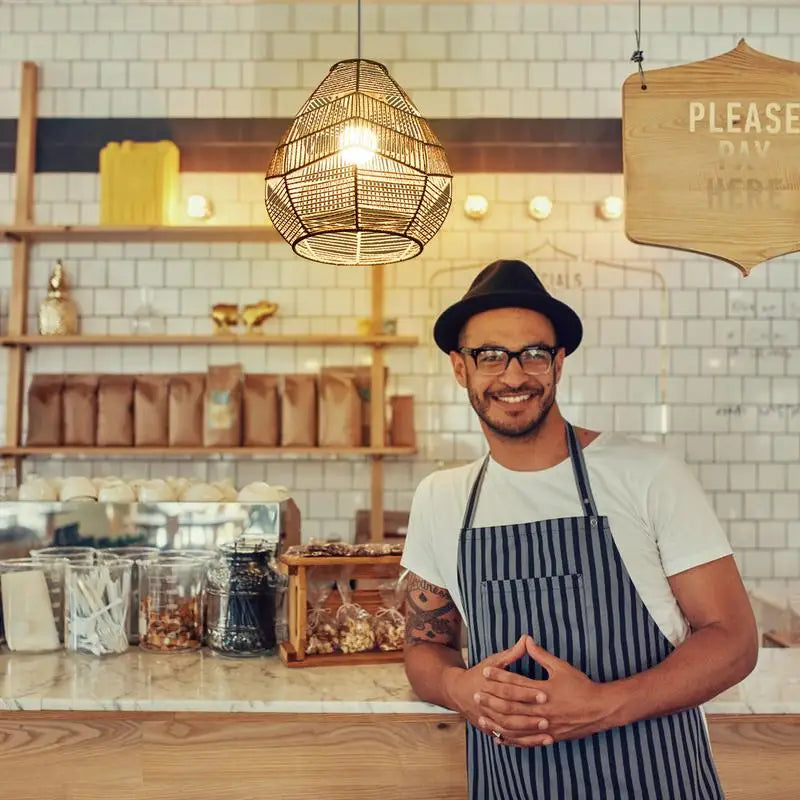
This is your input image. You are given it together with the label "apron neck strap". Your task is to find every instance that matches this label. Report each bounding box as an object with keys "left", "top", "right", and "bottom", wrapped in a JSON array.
[
  {"left": 566, "top": 423, "right": 599, "bottom": 518},
  {"left": 461, "top": 455, "right": 489, "bottom": 530},
  {"left": 460, "top": 423, "right": 599, "bottom": 530}
]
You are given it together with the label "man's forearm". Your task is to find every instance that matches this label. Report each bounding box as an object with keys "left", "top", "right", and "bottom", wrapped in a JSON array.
[
  {"left": 404, "top": 642, "right": 466, "bottom": 709},
  {"left": 604, "top": 623, "right": 758, "bottom": 729}
]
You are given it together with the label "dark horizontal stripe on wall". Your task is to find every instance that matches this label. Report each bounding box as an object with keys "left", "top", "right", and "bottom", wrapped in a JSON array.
[{"left": 0, "top": 117, "right": 622, "bottom": 174}]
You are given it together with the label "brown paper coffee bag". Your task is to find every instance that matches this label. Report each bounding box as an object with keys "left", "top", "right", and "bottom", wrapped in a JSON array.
[
  {"left": 26, "top": 375, "right": 63, "bottom": 446},
  {"left": 204, "top": 364, "right": 243, "bottom": 447},
  {"left": 319, "top": 371, "right": 362, "bottom": 447},
  {"left": 322, "top": 366, "right": 388, "bottom": 445},
  {"left": 134, "top": 375, "right": 169, "bottom": 446},
  {"left": 169, "top": 374, "right": 205, "bottom": 447},
  {"left": 389, "top": 395, "right": 416, "bottom": 447},
  {"left": 243, "top": 374, "right": 280, "bottom": 447},
  {"left": 281, "top": 374, "right": 317, "bottom": 447},
  {"left": 97, "top": 375, "right": 134, "bottom": 447},
  {"left": 63, "top": 374, "right": 98, "bottom": 447}
]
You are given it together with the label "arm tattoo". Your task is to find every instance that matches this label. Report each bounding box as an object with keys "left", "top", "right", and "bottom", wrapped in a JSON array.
[{"left": 405, "top": 573, "right": 460, "bottom": 648}]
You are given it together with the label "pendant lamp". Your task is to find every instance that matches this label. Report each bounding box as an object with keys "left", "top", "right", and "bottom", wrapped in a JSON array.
[{"left": 264, "top": 1, "right": 452, "bottom": 266}]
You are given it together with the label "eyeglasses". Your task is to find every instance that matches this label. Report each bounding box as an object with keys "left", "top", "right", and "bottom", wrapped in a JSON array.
[{"left": 458, "top": 345, "right": 559, "bottom": 376}]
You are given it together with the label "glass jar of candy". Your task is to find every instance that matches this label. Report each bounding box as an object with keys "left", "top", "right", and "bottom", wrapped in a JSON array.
[{"left": 205, "top": 537, "right": 284, "bottom": 657}]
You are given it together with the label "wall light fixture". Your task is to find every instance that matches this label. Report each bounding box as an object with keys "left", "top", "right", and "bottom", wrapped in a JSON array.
[
  {"left": 598, "top": 195, "right": 624, "bottom": 220},
  {"left": 187, "top": 195, "right": 213, "bottom": 220},
  {"left": 528, "top": 196, "right": 553, "bottom": 221},
  {"left": 464, "top": 194, "right": 489, "bottom": 220}
]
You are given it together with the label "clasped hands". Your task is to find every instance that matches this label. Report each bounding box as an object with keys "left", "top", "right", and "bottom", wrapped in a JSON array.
[{"left": 445, "top": 635, "right": 618, "bottom": 748}]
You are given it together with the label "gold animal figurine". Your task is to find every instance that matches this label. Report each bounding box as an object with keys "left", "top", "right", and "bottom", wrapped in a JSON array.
[
  {"left": 241, "top": 300, "right": 279, "bottom": 334},
  {"left": 211, "top": 303, "right": 239, "bottom": 334}
]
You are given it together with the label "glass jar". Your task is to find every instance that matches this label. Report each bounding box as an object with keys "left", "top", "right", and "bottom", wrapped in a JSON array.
[
  {"left": 97, "top": 547, "right": 159, "bottom": 643},
  {"left": 205, "top": 537, "right": 284, "bottom": 658},
  {"left": 167, "top": 549, "right": 217, "bottom": 563},
  {"left": 138, "top": 557, "right": 205, "bottom": 653},
  {"left": 130, "top": 287, "right": 166, "bottom": 335},
  {"left": 65, "top": 559, "right": 132, "bottom": 656},
  {"left": 30, "top": 547, "right": 97, "bottom": 642},
  {"left": 31, "top": 546, "right": 96, "bottom": 566},
  {"left": 0, "top": 558, "right": 63, "bottom": 652}
]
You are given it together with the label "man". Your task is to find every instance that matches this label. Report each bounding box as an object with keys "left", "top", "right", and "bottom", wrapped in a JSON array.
[{"left": 401, "top": 259, "right": 758, "bottom": 799}]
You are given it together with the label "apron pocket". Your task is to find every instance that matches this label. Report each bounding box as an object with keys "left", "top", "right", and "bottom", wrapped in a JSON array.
[{"left": 479, "top": 574, "right": 589, "bottom": 680}]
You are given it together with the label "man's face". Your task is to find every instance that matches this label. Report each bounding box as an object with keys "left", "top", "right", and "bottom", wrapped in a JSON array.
[{"left": 449, "top": 307, "right": 565, "bottom": 439}]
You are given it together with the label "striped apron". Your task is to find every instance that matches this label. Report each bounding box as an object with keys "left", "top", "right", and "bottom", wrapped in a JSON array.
[{"left": 456, "top": 423, "right": 724, "bottom": 799}]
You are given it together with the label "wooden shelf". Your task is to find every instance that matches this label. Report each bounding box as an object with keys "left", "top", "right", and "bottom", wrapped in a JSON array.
[
  {"left": 0, "top": 446, "right": 416, "bottom": 458},
  {"left": 280, "top": 644, "right": 405, "bottom": 668},
  {"left": 1, "top": 224, "right": 280, "bottom": 243},
  {"left": 0, "top": 333, "right": 419, "bottom": 347},
  {"left": 280, "top": 554, "right": 403, "bottom": 567},
  {"left": 2, "top": 63, "right": 417, "bottom": 543}
]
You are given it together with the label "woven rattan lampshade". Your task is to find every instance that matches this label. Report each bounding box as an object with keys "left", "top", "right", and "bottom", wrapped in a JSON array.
[{"left": 265, "top": 58, "right": 452, "bottom": 266}]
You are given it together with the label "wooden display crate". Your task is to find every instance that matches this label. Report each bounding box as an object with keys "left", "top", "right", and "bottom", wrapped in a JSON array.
[{"left": 278, "top": 554, "right": 406, "bottom": 667}]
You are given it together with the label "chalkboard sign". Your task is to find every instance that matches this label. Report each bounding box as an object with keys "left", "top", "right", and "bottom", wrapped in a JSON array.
[{"left": 623, "top": 40, "right": 800, "bottom": 276}]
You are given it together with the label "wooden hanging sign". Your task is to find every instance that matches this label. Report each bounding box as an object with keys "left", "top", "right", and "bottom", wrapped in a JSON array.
[{"left": 623, "top": 40, "right": 800, "bottom": 275}]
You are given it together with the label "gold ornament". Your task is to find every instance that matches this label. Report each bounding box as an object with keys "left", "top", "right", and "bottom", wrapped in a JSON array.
[
  {"left": 241, "top": 300, "right": 278, "bottom": 334},
  {"left": 210, "top": 303, "right": 239, "bottom": 334},
  {"left": 38, "top": 260, "right": 79, "bottom": 336}
]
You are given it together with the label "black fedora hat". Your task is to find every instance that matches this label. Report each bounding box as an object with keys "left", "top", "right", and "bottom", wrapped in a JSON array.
[{"left": 433, "top": 259, "right": 583, "bottom": 355}]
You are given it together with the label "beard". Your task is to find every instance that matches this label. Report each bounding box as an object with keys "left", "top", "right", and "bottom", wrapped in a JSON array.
[{"left": 467, "top": 379, "right": 556, "bottom": 439}]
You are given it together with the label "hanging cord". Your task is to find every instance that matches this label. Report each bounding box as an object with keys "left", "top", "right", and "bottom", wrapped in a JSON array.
[
  {"left": 631, "top": 0, "right": 647, "bottom": 89},
  {"left": 357, "top": 0, "right": 362, "bottom": 60}
]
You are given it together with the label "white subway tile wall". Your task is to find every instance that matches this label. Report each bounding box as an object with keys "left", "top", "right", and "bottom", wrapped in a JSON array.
[
  {"left": 2, "top": 2, "right": 800, "bottom": 119},
  {"left": 0, "top": 3, "right": 798, "bottom": 595}
]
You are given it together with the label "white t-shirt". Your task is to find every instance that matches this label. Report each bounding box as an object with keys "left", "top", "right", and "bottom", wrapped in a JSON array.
[{"left": 401, "top": 432, "right": 733, "bottom": 648}]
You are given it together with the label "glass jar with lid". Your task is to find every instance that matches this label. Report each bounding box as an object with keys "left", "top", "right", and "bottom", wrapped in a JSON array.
[
  {"left": 138, "top": 556, "right": 205, "bottom": 652},
  {"left": 205, "top": 536, "right": 284, "bottom": 657}
]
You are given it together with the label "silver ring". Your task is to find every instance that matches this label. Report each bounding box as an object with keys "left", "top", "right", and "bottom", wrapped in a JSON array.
[{"left": 492, "top": 729, "right": 504, "bottom": 742}]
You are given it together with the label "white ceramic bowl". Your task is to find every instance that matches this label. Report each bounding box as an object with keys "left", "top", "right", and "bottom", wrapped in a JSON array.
[
  {"left": 237, "top": 482, "right": 290, "bottom": 503},
  {"left": 180, "top": 482, "right": 224, "bottom": 502},
  {"left": 128, "top": 478, "right": 147, "bottom": 496},
  {"left": 97, "top": 480, "right": 136, "bottom": 504},
  {"left": 60, "top": 476, "right": 98, "bottom": 503},
  {"left": 136, "top": 479, "right": 176, "bottom": 503},
  {"left": 167, "top": 477, "right": 190, "bottom": 497},
  {"left": 18, "top": 477, "right": 59, "bottom": 502},
  {"left": 212, "top": 480, "right": 238, "bottom": 502}
]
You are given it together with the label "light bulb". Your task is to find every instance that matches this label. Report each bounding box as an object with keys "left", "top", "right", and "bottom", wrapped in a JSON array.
[
  {"left": 338, "top": 124, "right": 378, "bottom": 166},
  {"left": 463, "top": 194, "right": 489, "bottom": 220},
  {"left": 528, "top": 195, "right": 553, "bottom": 221},
  {"left": 598, "top": 195, "right": 624, "bottom": 220}
]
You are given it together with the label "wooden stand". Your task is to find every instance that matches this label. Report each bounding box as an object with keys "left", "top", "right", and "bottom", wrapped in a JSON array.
[
  {"left": 279, "top": 554, "right": 405, "bottom": 668},
  {"left": 1, "top": 61, "right": 416, "bottom": 541}
]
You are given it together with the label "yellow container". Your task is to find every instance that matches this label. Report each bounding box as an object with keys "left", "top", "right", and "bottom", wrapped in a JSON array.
[{"left": 99, "top": 140, "right": 180, "bottom": 225}]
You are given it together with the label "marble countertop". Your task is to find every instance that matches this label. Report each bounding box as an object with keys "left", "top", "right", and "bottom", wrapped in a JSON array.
[{"left": 0, "top": 647, "right": 798, "bottom": 715}]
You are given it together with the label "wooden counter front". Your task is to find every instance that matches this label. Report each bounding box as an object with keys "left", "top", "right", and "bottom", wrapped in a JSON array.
[{"left": 0, "top": 711, "right": 798, "bottom": 799}]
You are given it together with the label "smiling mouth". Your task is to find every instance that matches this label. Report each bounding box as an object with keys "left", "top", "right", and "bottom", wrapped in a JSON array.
[{"left": 491, "top": 392, "right": 537, "bottom": 405}]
